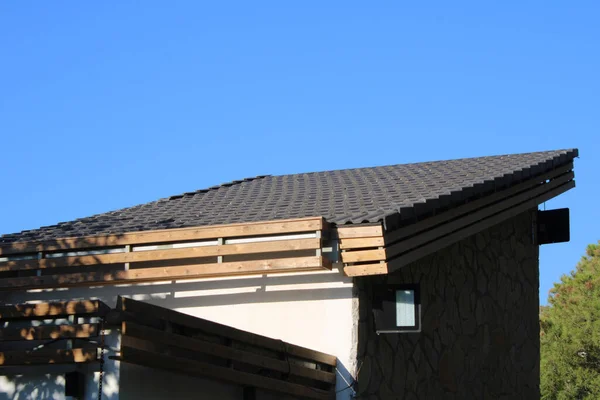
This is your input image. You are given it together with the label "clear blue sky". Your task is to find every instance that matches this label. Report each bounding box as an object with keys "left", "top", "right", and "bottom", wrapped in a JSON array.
[{"left": 1, "top": 2, "right": 598, "bottom": 304}]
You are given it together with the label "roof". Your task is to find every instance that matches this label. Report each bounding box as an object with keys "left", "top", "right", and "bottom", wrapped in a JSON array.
[{"left": 0, "top": 149, "right": 578, "bottom": 244}]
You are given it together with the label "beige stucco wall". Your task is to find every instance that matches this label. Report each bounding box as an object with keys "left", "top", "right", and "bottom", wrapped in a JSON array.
[{"left": 0, "top": 266, "right": 357, "bottom": 400}]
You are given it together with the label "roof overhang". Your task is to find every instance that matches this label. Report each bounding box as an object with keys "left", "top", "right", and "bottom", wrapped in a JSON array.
[
  {"left": 0, "top": 159, "right": 577, "bottom": 287},
  {"left": 340, "top": 161, "right": 575, "bottom": 276}
]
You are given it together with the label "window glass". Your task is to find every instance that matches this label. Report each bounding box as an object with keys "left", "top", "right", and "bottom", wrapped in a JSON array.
[{"left": 396, "top": 289, "right": 415, "bottom": 327}]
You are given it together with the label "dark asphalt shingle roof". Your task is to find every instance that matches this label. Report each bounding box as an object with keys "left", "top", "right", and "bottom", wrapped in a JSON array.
[{"left": 0, "top": 149, "right": 578, "bottom": 244}]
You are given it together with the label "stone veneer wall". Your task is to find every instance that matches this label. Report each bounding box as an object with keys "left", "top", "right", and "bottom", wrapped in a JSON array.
[{"left": 355, "top": 210, "right": 540, "bottom": 400}]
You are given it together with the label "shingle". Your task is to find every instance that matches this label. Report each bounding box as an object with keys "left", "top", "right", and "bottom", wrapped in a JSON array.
[{"left": 0, "top": 149, "right": 578, "bottom": 243}]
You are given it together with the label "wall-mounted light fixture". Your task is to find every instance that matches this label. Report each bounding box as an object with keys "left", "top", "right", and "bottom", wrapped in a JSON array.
[{"left": 373, "top": 284, "right": 421, "bottom": 333}]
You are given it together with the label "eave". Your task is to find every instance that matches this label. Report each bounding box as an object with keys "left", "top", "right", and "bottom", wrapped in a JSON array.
[
  {"left": 0, "top": 159, "right": 577, "bottom": 288},
  {"left": 341, "top": 161, "right": 576, "bottom": 276}
]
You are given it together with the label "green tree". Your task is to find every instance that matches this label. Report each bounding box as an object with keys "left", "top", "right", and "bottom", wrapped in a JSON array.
[{"left": 541, "top": 242, "right": 600, "bottom": 399}]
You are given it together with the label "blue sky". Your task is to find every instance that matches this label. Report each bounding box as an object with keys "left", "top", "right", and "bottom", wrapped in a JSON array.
[{"left": 1, "top": 2, "right": 598, "bottom": 304}]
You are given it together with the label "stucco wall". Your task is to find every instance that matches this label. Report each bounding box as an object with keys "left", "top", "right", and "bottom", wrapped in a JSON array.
[
  {"left": 0, "top": 267, "right": 356, "bottom": 400},
  {"left": 355, "top": 210, "right": 540, "bottom": 399}
]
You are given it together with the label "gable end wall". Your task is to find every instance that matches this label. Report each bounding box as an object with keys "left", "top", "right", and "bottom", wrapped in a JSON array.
[{"left": 356, "top": 210, "right": 540, "bottom": 399}]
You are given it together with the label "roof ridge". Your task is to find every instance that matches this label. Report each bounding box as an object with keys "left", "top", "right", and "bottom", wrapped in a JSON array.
[{"left": 270, "top": 149, "right": 578, "bottom": 177}]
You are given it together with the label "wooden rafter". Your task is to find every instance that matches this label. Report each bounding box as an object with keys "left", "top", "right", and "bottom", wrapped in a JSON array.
[
  {"left": 0, "top": 238, "right": 322, "bottom": 272},
  {"left": 0, "top": 217, "right": 326, "bottom": 256},
  {"left": 0, "top": 257, "right": 330, "bottom": 290},
  {"left": 0, "top": 300, "right": 109, "bottom": 368},
  {"left": 0, "top": 296, "right": 337, "bottom": 400},
  {"left": 341, "top": 163, "right": 576, "bottom": 277},
  {"left": 0, "top": 300, "right": 110, "bottom": 320},
  {"left": 0, "top": 348, "right": 98, "bottom": 366},
  {"left": 386, "top": 179, "right": 574, "bottom": 273},
  {"left": 338, "top": 224, "right": 387, "bottom": 277},
  {"left": 112, "top": 296, "right": 336, "bottom": 400},
  {"left": 385, "top": 171, "right": 574, "bottom": 260},
  {"left": 0, "top": 217, "right": 330, "bottom": 291},
  {"left": 0, "top": 324, "right": 99, "bottom": 341}
]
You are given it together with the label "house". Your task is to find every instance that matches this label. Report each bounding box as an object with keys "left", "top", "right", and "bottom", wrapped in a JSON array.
[{"left": 0, "top": 149, "right": 578, "bottom": 400}]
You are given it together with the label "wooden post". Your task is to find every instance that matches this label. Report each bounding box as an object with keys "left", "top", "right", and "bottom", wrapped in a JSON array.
[{"left": 124, "top": 245, "right": 131, "bottom": 271}]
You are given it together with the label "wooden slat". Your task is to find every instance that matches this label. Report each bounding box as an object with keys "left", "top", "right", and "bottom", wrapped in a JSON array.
[
  {"left": 385, "top": 171, "right": 574, "bottom": 260},
  {"left": 340, "top": 249, "right": 385, "bottom": 263},
  {"left": 386, "top": 180, "right": 575, "bottom": 273},
  {"left": 0, "top": 348, "right": 97, "bottom": 366},
  {"left": 0, "top": 324, "right": 98, "bottom": 341},
  {"left": 0, "top": 238, "right": 322, "bottom": 272},
  {"left": 116, "top": 346, "right": 333, "bottom": 400},
  {"left": 117, "top": 296, "right": 337, "bottom": 367},
  {"left": 0, "top": 217, "right": 325, "bottom": 256},
  {"left": 122, "top": 323, "right": 335, "bottom": 384},
  {"left": 339, "top": 237, "right": 384, "bottom": 250},
  {"left": 0, "top": 257, "right": 330, "bottom": 291},
  {"left": 343, "top": 263, "right": 388, "bottom": 277},
  {"left": 0, "top": 300, "right": 109, "bottom": 320},
  {"left": 336, "top": 224, "right": 383, "bottom": 239},
  {"left": 385, "top": 163, "right": 574, "bottom": 245}
]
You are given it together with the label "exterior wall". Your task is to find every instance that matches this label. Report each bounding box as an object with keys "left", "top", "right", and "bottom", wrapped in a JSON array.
[
  {"left": 0, "top": 374, "right": 64, "bottom": 400},
  {"left": 355, "top": 211, "right": 540, "bottom": 399},
  {"left": 0, "top": 267, "right": 356, "bottom": 400},
  {"left": 119, "top": 363, "right": 302, "bottom": 400},
  {"left": 119, "top": 364, "right": 241, "bottom": 400}
]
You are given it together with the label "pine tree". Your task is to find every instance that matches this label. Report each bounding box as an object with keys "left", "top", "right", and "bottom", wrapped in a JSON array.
[{"left": 541, "top": 242, "right": 600, "bottom": 399}]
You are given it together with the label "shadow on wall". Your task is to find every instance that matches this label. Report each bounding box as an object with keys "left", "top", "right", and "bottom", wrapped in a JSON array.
[
  {"left": 0, "top": 374, "right": 64, "bottom": 400},
  {"left": 3, "top": 268, "right": 354, "bottom": 309},
  {"left": 0, "top": 371, "right": 120, "bottom": 400}
]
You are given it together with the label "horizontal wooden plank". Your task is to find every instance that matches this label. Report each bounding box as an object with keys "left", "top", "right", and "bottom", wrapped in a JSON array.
[
  {"left": 340, "top": 249, "right": 386, "bottom": 263},
  {"left": 0, "top": 217, "right": 325, "bottom": 257},
  {"left": 343, "top": 263, "right": 388, "bottom": 277},
  {"left": 0, "top": 257, "right": 330, "bottom": 291},
  {"left": 385, "top": 162, "right": 574, "bottom": 245},
  {"left": 117, "top": 296, "right": 337, "bottom": 367},
  {"left": 336, "top": 224, "right": 383, "bottom": 239},
  {"left": 387, "top": 180, "right": 575, "bottom": 273},
  {"left": 0, "top": 324, "right": 98, "bottom": 341},
  {"left": 122, "top": 323, "right": 335, "bottom": 384},
  {"left": 0, "top": 238, "right": 322, "bottom": 272},
  {"left": 116, "top": 346, "right": 334, "bottom": 400},
  {"left": 385, "top": 171, "right": 574, "bottom": 260},
  {"left": 0, "top": 300, "right": 109, "bottom": 320},
  {"left": 339, "top": 237, "right": 384, "bottom": 250},
  {"left": 0, "top": 348, "right": 97, "bottom": 366}
]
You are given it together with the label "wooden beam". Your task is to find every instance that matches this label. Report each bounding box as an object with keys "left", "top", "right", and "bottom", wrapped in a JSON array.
[
  {"left": 385, "top": 171, "right": 574, "bottom": 260},
  {"left": 0, "top": 300, "right": 110, "bottom": 320},
  {"left": 386, "top": 180, "right": 575, "bottom": 273},
  {"left": 0, "top": 324, "right": 98, "bottom": 341},
  {"left": 0, "top": 217, "right": 325, "bottom": 256},
  {"left": 385, "top": 162, "right": 574, "bottom": 244},
  {"left": 121, "top": 323, "right": 336, "bottom": 384},
  {"left": 343, "top": 262, "right": 388, "bottom": 277},
  {"left": 339, "top": 237, "right": 384, "bottom": 250},
  {"left": 336, "top": 224, "right": 383, "bottom": 239},
  {"left": 340, "top": 249, "right": 386, "bottom": 263},
  {"left": 117, "top": 296, "right": 337, "bottom": 367},
  {"left": 0, "top": 238, "right": 322, "bottom": 272},
  {"left": 0, "top": 348, "right": 97, "bottom": 366},
  {"left": 116, "top": 346, "right": 334, "bottom": 400},
  {"left": 0, "top": 257, "right": 330, "bottom": 291}
]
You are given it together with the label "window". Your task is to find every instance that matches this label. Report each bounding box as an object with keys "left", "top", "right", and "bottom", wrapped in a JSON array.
[{"left": 372, "top": 284, "right": 421, "bottom": 333}]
